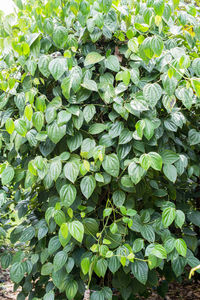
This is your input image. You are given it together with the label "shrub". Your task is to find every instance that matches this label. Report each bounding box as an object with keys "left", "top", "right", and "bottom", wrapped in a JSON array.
[{"left": 1, "top": 0, "right": 200, "bottom": 299}]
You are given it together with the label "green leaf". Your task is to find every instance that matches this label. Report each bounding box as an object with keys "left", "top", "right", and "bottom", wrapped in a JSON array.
[
  {"left": 94, "top": 258, "right": 108, "bottom": 277},
  {"left": 20, "top": 226, "right": 35, "bottom": 242},
  {"left": 191, "top": 78, "right": 200, "bottom": 97},
  {"left": 187, "top": 211, "right": 200, "bottom": 226},
  {"left": 102, "top": 154, "right": 120, "bottom": 177},
  {"left": 61, "top": 77, "right": 71, "bottom": 99},
  {"left": 53, "top": 26, "right": 68, "bottom": 48},
  {"left": 49, "top": 158, "right": 62, "bottom": 181},
  {"left": 68, "top": 221, "right": 84, "bottom": 243},
  {"left": 83, "top": 105, "right": 96, "bottom": 123},
  {"left": 47, "top": 122, "right": 66, "bottom": 144},
  {"left": 84, "top": 52, "right": 105, "bottom": 66},
  {"left": 188, "top": 129, "right": 200, "bottom": 145},
  {"left": 113, "top": 190, "right": 126, "bottom": 207},
  {"left": 162, "top": 207, "right": 176, "bottom": 228},
  {"left": 141, "top": 224, "right": 155, "bottom": 242},
  {"left": 57, "top": 110, "right": 71, "bottom": 126},
  {"left": 48, "top": 236, "right": 61, "bottom": 255},
  {"left": 81, "top": 80, "right": 98, "bottom": 92},
  {"left": 163, "top": 164, "right": 177, "bottom": 183},
  {"left": 139, "top": 154, "right": 151, "bottom": 170},
  {"left": 49, "top": 58, "right": 67, "bottom": 80},
  {"left": 175, "top": 210, "right": 185, "bottom": 228},
  {"left": 122, "top": 70, "right": 131, "bottom": 86},
  {"left": 105, "top": 55, "right": 120, "bottom": 72},
  {"left": 131, "top": 260, "right": 148, "bottom": 285},
  {"left": 60, "top": 184, "right": 77, "bottom": 207},
  {"left": 63, "top": 161, "right": 79, "bottom": 183},
  {"left": 128, "top": 161, "right": 145, "bottom": 185},
  {"left": 132, "top": 238, "right": 144, "bottom": 253},
  {"left": 175, "top": 239, "right": 187, "bottom": 257},
  {"left": 54, "top": 210, "right": 66, "bottom": 226},
  {"left": 80, "top": 175, "right": 96, "bottom": 199},
  {"left": 164, "top": 237, "right": 175, "bottom": 254},
  {"left": 118, "top": 128, "right": 133, "bottom": 144},
  {"left": 192, "top": 58, "right": 200, "bottom": 77},
  {"left": 103, "top": 208, "right": 112, "bottom": 218},
  {"left": 41, "top": 262, "right": 53, "bottom": 275},
  {"left": 81, "top": 257, "right": 90, "bottom": 275},
  {"left": 53, "top": 251, "right": 68, "bottom": 272},
  {"left": 154, "top": 0, "right": 165, "bottom": 16},
  {"left": 160, "top": 150, "right": 179, "bottom": 164},
  {"left": 89, "top": 123, "right": 106, "bottom": 134},
  {"left": 14, "top": 119, "right": 27, "bottom": 137},
  {"left": 1, "top": 166, "right": 14, "bottom": 185},
  {"left": 143, "top": 119, "right": 155, "bottom": 140},
  {"left": 143, "top": 83, "right": 162, "bottom": 107},
  {"left": 65, "top": 280, "right": 78, "bottom": 300},
  {"left": 151, "top": 35, "right": 163, "bottom": 56},
  {"left": 70, "top": 66, "right": 82, "bottom": 92},
  {"left": 32, "top": 112, "right": 44, "bottom": 132},
  {"left": 151, "top": 244, "right": 167, "bottom": 259},
  {"left": 38, "top": 55, "right": 51, "bottom": 77},
  {"left": 67, "top": 132, "right": 83, "bottom": 152},
  {"left": 44, "top": 291, "right": 55, "bottom": 300},
  {"left": 149, "top": 152, "right": 162, "bottom": 171},
  {"left": 10, "top": 262, "right": 25, "bottom": 283}
]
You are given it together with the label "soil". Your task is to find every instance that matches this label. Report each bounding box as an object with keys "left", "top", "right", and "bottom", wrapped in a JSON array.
[
  {"left": 0, "top": 268, "right": 19, "bottom": 300},
  {"left": 1, "top": 267, "right": 200, "bottom": 300}
]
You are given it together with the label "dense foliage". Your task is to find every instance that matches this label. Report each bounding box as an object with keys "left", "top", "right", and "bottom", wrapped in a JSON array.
[{"left": 1, "top": 0, "right": 200, "bottom": 299}]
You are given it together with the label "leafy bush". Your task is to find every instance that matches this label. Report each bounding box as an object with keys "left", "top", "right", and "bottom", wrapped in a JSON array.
[{"left": 1, "top": 0, "right": 200, "bottom": 299}]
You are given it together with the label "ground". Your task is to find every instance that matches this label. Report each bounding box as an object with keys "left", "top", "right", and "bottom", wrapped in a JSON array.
[{"left": 1, "top": 267, "right": 200, "bottom": 299}]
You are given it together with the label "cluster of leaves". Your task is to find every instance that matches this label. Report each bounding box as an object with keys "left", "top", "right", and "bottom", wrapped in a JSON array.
[{"left": 1, "top": 0, "right": 200, "bottom": 299}]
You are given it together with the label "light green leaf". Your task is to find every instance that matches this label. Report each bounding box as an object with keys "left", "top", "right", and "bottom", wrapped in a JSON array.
[
  {"left": 81, "top": 257, "right": 90, "bottom": 275},
  {"left": 5, "top": 118, "right": 15, "bottom": 134}
]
